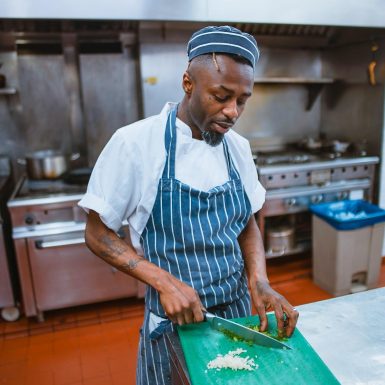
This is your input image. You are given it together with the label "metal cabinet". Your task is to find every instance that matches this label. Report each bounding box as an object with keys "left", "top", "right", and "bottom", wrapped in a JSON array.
[{"left": 25, "top": 231, "right": 138, "bottom": 317}]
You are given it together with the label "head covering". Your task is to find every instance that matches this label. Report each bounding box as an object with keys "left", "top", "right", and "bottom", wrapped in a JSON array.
[{"left": 187, "top": 25, "right": 259, "bottom": 70}]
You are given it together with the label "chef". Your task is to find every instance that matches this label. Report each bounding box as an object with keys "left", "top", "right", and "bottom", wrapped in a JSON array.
[{"left": 79, "top": 25, "right": 299, "bottom": 385}]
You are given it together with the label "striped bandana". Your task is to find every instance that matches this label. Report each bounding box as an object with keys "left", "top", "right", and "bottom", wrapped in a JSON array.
[{"left": 187, "top": 25, "right": 260, "bottom": 70}]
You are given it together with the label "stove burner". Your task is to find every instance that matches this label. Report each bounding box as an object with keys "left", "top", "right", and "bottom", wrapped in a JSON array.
[
  {"left": 255, "top": 152, "right": 319, "bottom": 166},
  {"left": 16, "top": 178, "right": 87, "bottom": 199}
]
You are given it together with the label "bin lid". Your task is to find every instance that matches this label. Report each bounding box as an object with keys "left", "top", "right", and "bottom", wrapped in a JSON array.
[{"left": 309, "top": 200, "right": 385, "bottom": 230}]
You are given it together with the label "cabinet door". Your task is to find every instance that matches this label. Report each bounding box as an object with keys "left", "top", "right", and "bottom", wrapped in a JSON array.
[{"left": 27, "top": 232, "right": 138, "bottom": 311}]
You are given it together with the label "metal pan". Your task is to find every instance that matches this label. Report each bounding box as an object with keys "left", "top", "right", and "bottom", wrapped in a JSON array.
[{"left": 18, "top": 150, "right": 80, "bottom": 180}]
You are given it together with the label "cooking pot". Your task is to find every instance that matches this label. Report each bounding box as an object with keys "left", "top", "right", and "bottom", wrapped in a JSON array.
[
  {"left": 266, "top": 226, "right": 295, "bottom": 255},
  {"left": 18, "top": 150, "right": 80, "bottom": 180}
]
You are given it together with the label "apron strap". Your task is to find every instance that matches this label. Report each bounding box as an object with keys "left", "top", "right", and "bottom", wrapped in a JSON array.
[
  {"left": 162, "top": 106, "right": 178, "bottom": 179},
  {"left": 223, "top": 138, "right": 241, "bottom": 181},
  {"left": 162, "top": 105, "right": 239, "bottom": 181}
]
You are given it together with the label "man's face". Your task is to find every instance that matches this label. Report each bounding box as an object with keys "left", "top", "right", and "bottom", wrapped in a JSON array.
[{"left": 183, "top": 54, "right": 254, "bottom": 146}]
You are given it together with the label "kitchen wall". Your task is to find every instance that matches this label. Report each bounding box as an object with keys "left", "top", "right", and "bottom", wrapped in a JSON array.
[
  {"left": 321, "top": 42, "right": 385, "bottom": 158},
  {"left": 0, "top": 30, "right": 140, "bottom": 176},
  {"left": 139, "top": 23, "right": 324, "bottom": 151},
  {"left": 1, "top": 20, "right": 385, "bottom": 172}
]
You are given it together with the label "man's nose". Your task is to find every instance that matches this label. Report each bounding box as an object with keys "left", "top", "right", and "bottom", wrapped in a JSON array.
[{"left": 222, "top": 100, "right": 239, "bottom": 121}]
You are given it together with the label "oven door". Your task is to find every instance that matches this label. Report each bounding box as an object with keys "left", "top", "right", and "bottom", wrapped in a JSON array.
[{"left": 27, "top": 231, "right": 138, "bottom": 312}]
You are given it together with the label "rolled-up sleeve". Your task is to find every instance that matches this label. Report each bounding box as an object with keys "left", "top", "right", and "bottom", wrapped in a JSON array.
[
  {"left": 78, "top": 129, "right": 141, "bottom": 232},
  {"left": 245, "top": 152, "right": 266, "bottom": 213}
]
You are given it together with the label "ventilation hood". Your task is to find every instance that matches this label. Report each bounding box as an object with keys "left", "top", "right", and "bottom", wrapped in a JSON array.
[{"left": 1, "top": 0, "right": 385, "bottom": 29}]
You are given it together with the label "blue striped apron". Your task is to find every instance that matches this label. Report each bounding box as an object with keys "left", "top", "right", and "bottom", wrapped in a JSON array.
[{"left": 136, "top": 106, "right": 253, "bottom": 385}]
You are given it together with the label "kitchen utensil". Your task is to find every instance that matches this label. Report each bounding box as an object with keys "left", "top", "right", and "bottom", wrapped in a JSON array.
[
  {"left": 266, "top": 226, "right": 295, "bottom": 255},
  {"left": 204, "top": 311, "right": 290, "bottom": 349},
  {"left": 298, "top": 137, "right": 323, "bottom": 150},
  {"left": 18, "top": 150, "right": 80, "bottom": 180},
  {"left": 368, "top": 42, "right": 378, "bottom": 86},
  {"left": 328, "top": 140, "right": 350, "bottom": 154},
  {"left": 177, "top": 313, "right": 340, "bottom": 385}
]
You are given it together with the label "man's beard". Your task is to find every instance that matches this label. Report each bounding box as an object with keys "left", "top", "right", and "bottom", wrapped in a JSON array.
[{"left": 201, "top": 130, "right": 224, "bottom": 147}]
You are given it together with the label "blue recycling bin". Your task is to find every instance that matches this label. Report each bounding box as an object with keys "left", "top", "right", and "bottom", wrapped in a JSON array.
[
  {"left": 309, "top": 200, "right": 385, "bottom": 230},
  {"left": 309, "top": 200, "right": 385, "bottom": 296}
]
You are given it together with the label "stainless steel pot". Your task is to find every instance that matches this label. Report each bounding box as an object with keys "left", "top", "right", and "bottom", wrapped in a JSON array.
[
  {"left": 266, "top": 226, "right": 295, "bottom": 255},
  {"left": 19, "top": 150, "right": 80, "bottom": 180}
]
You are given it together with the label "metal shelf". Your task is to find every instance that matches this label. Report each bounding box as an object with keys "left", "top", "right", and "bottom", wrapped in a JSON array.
[
  {"left": 254, "top": 77, "right": 336, "bottom": 110},
  {"left": 254, "top": 77, "right": 335, "bottom": 84},
  {"left": 0, "top": 88, "right": 17, "bottom": 95},
  {"left": 265, "top": 240, "right": 311, "bottom": 259}
]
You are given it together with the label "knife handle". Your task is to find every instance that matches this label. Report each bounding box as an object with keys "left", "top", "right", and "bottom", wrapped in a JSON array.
[{"left": 203, "top": 310, "right": 215, "bottom": 322}]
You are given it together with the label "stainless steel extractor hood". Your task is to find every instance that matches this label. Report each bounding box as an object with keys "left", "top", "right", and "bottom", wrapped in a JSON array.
[{"left": 1, "top": 0, "right": 385, "bottom": 29}]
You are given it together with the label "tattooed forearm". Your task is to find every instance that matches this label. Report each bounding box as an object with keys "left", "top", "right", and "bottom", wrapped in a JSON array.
[
  {"left": 98, "top": 233, "right": 145, "bottom": 273},
  {"left": 121, "top": 257, "right": 145, "bottom": 271},
  {"left": 100, "top": 234, "right": 127, "bottom": 258}
]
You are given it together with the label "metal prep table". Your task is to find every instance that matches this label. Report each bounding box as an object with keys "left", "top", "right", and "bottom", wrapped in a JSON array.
[{"left": 167, "top": 287, "right": 385, "bottom": 385}]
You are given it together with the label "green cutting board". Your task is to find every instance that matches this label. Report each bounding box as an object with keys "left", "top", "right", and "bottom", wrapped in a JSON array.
[{"left": 177, "top": 314, "right": 340, "bottom": 385}]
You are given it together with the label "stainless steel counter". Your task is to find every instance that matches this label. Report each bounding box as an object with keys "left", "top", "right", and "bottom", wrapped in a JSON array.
[
  {"left": 297, "top": 288, "right": 385, "bottom": 385},
  {"left": 168, "top": 288, "right": 385, "bottom": 385}
]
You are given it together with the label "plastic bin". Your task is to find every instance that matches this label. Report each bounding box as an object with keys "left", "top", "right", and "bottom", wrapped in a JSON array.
[{"left": 309, "top": 200, "right": 385, "bottom": 296}]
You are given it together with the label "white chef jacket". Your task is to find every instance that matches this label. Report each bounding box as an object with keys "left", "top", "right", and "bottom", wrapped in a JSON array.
[{"left": 79, "top": 102, "right": 265, "bottom": 255}]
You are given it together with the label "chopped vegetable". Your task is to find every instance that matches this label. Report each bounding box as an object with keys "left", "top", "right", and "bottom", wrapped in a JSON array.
[{"left": 207, "top": 348, "right": 258, "bottom": 371}]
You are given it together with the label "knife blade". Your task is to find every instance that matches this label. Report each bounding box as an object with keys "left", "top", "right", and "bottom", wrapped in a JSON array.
[{"left": 204, "top": 311, "right": 291, "bottom": 350}]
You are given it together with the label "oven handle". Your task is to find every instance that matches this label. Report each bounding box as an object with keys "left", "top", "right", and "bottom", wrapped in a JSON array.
[{"left": 35, "top": 237, "right": 85, "bottom": 249}]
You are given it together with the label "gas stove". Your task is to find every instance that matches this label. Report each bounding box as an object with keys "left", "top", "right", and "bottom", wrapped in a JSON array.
[
  {"left": 14, "top": 177, "right": 87, "bottom": 199},
  {"left": 253, "top": 150, "right": 380, "bottom": 259}
]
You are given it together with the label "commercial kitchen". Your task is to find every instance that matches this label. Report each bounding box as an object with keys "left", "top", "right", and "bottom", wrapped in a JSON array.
[{"left": 1, "top": 1, "right": 385, "bottom": 384}]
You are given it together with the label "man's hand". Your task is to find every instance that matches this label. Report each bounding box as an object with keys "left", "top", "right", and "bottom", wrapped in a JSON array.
[
  {"left": 158, "top": 276, "right": 204, "bottom": 325},
  {"left": 250, "top": 280, "right": 299, "bottom": 337}
]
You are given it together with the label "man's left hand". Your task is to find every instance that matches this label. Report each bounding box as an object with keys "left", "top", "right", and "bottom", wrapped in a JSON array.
[{"left": 250, "top": 280, "right": 299, "bottom": 337}]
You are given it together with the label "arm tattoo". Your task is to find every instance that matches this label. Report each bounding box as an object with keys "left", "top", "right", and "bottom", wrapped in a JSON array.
[
  {"left": 99, "top": 233, "right": 145, "bottom": 272},
  {"left": 121, "top": 258, "right": 144, "bottom": 271},
  {"left": 100, "top": 234, "right": 126, "bottom": 258}
]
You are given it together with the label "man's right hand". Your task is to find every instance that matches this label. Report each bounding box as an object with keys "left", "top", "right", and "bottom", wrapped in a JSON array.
[{"left": 158, "top": 276, "right": 204, "bottom": 325}]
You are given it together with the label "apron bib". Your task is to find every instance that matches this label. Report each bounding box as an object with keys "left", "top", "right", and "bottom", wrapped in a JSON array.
[{"left": 137, "top": 106, "right": 253, "bottom": 385}]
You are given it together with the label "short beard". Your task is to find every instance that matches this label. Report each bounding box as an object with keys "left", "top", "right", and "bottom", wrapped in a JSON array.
[{"left": 201, "top": 130, "right": 224, "bottom": 147}]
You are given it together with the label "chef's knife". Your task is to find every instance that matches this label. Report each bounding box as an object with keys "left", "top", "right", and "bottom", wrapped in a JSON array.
[{"left": 204, "top": 311, "right": 291, "bottom": 350}]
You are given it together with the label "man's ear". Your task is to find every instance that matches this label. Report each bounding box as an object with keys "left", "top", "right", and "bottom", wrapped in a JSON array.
[{"left": 182, "top": 71, "right": 193, "bottom": 95}]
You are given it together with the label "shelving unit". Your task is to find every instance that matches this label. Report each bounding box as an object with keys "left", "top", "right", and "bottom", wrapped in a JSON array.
[
  {"left": 265, "top": 240, "right": 311, "bottom": 259},
  {"left": 254, "top": 77, "right": 335, "bottom": 110}
]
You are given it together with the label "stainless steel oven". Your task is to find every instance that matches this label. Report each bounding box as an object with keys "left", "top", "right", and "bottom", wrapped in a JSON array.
[
  {"left": 8, "top": 176, "right": 144, "bottom": 321},
  {"left": 255, "top": 151, "right": 379, "bottom": 258}
]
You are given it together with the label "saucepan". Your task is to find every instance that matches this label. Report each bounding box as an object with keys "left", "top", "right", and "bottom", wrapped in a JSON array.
[
  {"left": 324, "top": 140, "right": 351, "bottom": 154},
  {"left": 266, "top": 226, "right": 295, "bottom": 256},
  {"left": 18, "top": 150, "right": 80, "bottom": 180}
]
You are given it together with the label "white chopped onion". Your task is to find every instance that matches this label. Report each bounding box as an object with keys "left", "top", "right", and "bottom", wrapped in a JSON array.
[{"left": 207, "top": 348, "right": 258, "bottom": 371}]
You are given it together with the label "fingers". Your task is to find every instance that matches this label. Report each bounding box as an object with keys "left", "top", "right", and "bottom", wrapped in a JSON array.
[
  {"left": 255, "top": 302, "right": 268, "bottom": 332},
  {"left": 161, "top": 282, "right": 203, "bottom": 325},
  {"left": 283, "top": 305, "right": 299, "bottom": 337},
  {"left": 273, "top": 302, "right": 285, "bottom": 337},
  {"left": 272, "top": 299, "right": 299, "bottom": 337}
]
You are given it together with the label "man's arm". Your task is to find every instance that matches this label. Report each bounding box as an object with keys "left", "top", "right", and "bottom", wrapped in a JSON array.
[
  {"left": 238, "top": 215, "right": 299, "bottom": 337},
  {"left": 85, "top": 210, "right": 204, "bottom": 325}
]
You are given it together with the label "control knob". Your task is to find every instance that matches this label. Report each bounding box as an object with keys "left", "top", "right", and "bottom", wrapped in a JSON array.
[
  {"left": 337, "top": 191, "right": 349, "bottom": 200},
  {"left": 24, "top": 214, "right": 35, "bottom": 225},
  {"left": 311, "top": 195, "right": 323, "bottom": 204},
  {"left": 285, "top": 198, "right": 297, "bottom": 207}
]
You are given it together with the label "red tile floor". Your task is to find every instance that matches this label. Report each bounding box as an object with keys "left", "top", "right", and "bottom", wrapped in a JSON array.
[{"left": 1, "top": 255, "right": 384, "bottom": 385}]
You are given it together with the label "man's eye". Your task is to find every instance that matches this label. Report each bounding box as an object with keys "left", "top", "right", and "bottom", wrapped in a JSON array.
[{"left": 214, "top": 95, "right": 228, "bottom": 102}]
